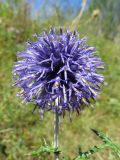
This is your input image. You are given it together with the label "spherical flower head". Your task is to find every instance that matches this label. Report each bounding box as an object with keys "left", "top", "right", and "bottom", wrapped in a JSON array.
[{"left": 13, "top": 27, "right": 104, "bottom": 114}]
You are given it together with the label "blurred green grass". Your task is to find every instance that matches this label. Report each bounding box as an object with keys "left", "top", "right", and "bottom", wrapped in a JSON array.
[{"left": 0, "top": 1, "right": 120, "bottom": 159}]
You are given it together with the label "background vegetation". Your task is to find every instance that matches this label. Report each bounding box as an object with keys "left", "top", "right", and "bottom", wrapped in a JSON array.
[{"left": 0, "top": 0, "right": 120, "bottom": 159}]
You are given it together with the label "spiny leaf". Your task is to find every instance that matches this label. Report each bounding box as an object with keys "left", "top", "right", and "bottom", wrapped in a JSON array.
[
  {"left": 74, "top": 129, "right": 120, "bottom": 160},
  {"left": 74, "top": 144, "right": 106, "bottom": 159},
  {"left": 92, "top": 129, "right": 120, "bottom": 157},
  {"left": 31, "top": 144, "right": 60, "bottom": 157}
]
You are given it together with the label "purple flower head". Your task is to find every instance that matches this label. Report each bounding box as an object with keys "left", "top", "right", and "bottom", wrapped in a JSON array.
[{"left": 13, "top": 27, "right": 104, "bottom": 115}]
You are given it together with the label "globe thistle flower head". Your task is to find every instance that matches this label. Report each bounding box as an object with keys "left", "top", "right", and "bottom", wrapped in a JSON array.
[{"left": 13, "top": 27, "right": 104, "bottom": 115}]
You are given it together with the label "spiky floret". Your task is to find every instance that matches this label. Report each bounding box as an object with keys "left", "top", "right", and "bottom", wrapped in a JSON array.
[{"left": 13, "top": 27, "right": 104, "bottom": 114}]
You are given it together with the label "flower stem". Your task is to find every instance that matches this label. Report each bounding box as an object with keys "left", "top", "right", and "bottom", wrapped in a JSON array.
[{"left": 54, "top": 98, "right": 59, "bottom": 160}]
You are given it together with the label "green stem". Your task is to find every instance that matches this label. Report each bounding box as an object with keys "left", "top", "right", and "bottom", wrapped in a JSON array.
[{"left": 54, "top": 98, "right": 59, "bottom": 160}]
